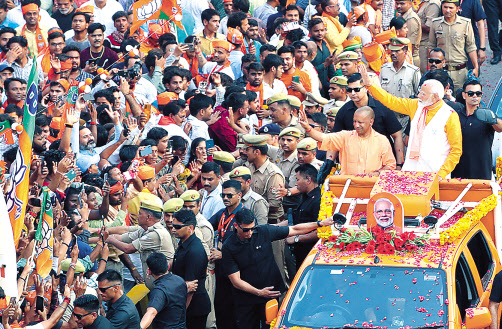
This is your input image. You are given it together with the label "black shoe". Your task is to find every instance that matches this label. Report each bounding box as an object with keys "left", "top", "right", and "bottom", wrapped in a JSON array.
[{"left": 490, "top": 54, "right": 501, "bottom": 65}]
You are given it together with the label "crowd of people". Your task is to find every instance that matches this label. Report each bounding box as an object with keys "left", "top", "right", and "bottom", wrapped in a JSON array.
[{"left": 0, "top": 0, "right": 501, "bottom": 327}]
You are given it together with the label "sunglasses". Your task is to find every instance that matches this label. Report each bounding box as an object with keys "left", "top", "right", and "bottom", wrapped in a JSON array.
[
  {"left": 74, "top": 312, "right": 93, "bottom": 320},
  {"left": 346, "top": 87, "right": 363, "bottom": 93},
  {"left": 238, "top": 224, "right": 257, "bottom": 233},
  {"left": 465, "top": 91, "right": 483, "bottom": 97},
  {"left": 98, "top": 284, "right": 119, "bottom": 293},
  {"left": 428, "top": 58, "right": 443, "bottom": 64},
  {"left": 173, "top": 223, "right": 190, "bottom": 230},
  {"left": 221, "top": 193, "right": 236, "bottom": 199},
  {"left": 309, "top": 123, "right": 322, "bottom": 128}
]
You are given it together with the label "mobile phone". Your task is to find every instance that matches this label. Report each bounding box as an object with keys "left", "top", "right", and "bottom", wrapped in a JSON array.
[
  {"left": 123, "top": 170, "right": 137, "bottom": 181},
  {"left": 140, "top": 145, "right": 153, "bottom": 157},
  {"left": 86, "top": 59, "right": 97, "bottom": 66},
  {"left": 83, "top": 93, "right": 94, "bottom": 102},
  {"left": 103, "top": 173, "right": 108, "bottom": 184},
  {"left": 292, "top": 76, "right": 300, "bottom": 83},
  {"left": 65, "top": 169, "right": 76, "bottom": 181},
  {"left": 206, "top": 139, "right": 214, "bottom": 149},
  {"left": 187, "top": 43, "right": 195, "bottom": 52},
  {"left": 198, "top": 80, "right": 208, "bottom": 95},
  {"left": 36, "top": 295, "right": 44, "bottom": 313},
  {"left": 170, "top": 155, "right": 179, "bottom": 166},
  {"left": 123, "top": 123, "right": 129, "bottom": 137},
  {"left": 72, "top": 235, "right": 77, "bottom": 248},
  {"left": 167, "top": 140, "right": 173, "bottom": 153}
]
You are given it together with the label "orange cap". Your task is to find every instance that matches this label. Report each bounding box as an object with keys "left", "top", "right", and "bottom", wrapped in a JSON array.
[
  {"left": 149, "top": 23, "right": 169, "bottom": 40},
  {"left": 374, "top": 27, "right": 396, "bottom": 45},
  {"left": 22, "top": 3, "right": 38, "bottom": 14},
  {"left": 138, "top": 165, "right": 155, "bottom": 180},
  {"left": 57, "top": 79, "right": 70, "bottom": 92},
  {"left": 343, "top": 36, "right": 362, "bottom": 51},
  {"left": 227, "top": 27, "right": 243, "bottom": 45},
  {"left": 212, "top": 40, "right": 234, "bottom": 52},
  {"left": 348, "top": 5, "right": 366, "bottom": 20},
  {"left": 363, "top": 42, "right": 384, "bottom": 73},
  {"left": 157, "top": 92, "right": 178, "bottom": 105},
  {"left": 77, "top": 4, "right": 93, "bottom": 13}
]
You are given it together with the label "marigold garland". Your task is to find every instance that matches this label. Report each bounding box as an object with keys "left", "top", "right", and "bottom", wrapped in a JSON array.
[
  {"left": 439, "top": 194, "right": 497, "bottom": 245},
  {"left": 317, "top": 190, "right": 334, "bottom": 239},
  {"left": 497, "top": 157, "right": 502, "bottom": 181}
]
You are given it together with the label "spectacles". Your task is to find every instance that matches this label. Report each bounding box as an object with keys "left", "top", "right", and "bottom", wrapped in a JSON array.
[
  {"left": 98, "top": 284, "right": 120, "bottom": 293},
  {"left": 221, "top": 193, "right": 236, "bottom": 199},
  {"left": 346, "top": 87, "right": 363, "bottom": 93},
  {"left": 465, "top": 91, "right": 483, "bottom": 97},
  {"left": 428, "top": 58, "right": 443, "bottom": 64},
  {"left": 327, "top": 4, "right": 339, "bottom": 7},
  {"left": 238, "top": 224, "right": 257, "bottom": 233},
  {"left": 73, "top": 312, "right": 93, "bottom": 320},
  {"left": 173, "top": 223, "right": 190, "bottom": 230},
  {"left": 50, "top": 42, "right": 65, "bottom": 47}
]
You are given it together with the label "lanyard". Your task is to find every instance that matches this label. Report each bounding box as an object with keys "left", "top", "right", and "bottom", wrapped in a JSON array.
[{"left": 218, "top": 212, "right": 235, "bottom": 239}]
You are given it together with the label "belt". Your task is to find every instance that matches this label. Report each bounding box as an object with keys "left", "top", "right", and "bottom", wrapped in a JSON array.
[{"left": 445, "top": 63, "right": 467, "bottom": 71}]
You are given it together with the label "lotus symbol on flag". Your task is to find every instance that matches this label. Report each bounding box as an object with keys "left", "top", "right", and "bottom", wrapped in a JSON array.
[
  {"left": 5, "top": 150, "right": 27, "bottom": 220},
  {"left": 137, "top": 0, "right": 162, "bottom": 20}
]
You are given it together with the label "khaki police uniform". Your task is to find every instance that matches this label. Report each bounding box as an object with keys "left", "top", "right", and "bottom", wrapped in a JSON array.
[
  {"left": 429, "top": 14, "right": 477, "bottom": 90},
  {"left": 402, "top": 7, "right": 423, "bottom": 66},
  {"left": 121, "top": 222, "right": 175, "bottom": 289},
  {"left": 242, "top": 189, "right": 270, "bottom": 225},
  {"left": 417, "top": 0, "right": 441, "bottom": 73}
]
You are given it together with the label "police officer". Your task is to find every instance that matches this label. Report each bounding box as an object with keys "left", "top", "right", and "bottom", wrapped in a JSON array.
[
  {"left": 267, "top": 127, "right": 302, "bottom": 213},
  {"left": 338, "top": 51, "right": 381, "bottom": 87},
  {"left": 324, "top": 76, "right": 350, "bottom": 115},
  {"left": 297, "top": 137, "right": 324, "bottom": 170},
  {"left": 324, "top": 107, "right": 338, "bottom": 133},
  {"left": 302, "top": 92, "right": 329, "bottom": 114},
  {"left": 162, "top": 198, "right": 184, "bottom": 249},
  {"left": 257, "top": 123, "right": 281, "bottom": 147},
  {"left": 417, "top": 0, "right": 441, "bottom": 73},
  {"left": 212, "top": 151, "right": 236, "bottom": 183},
  {"left": 106, "top": 198, "right": 175, "bottom": 289},
  {"left": 396, "top": 0, "right": 422, "bottom": 66},
  {"left": 429, "top": 0, "right": 478, "bottom": 90},
  {"left": 229, "top": 166, "right": 270, "bottom": 225}
]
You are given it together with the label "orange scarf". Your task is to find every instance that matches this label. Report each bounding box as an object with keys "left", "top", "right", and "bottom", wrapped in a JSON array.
[
  {"left": 409, "top": 100, "right": 443, "bottom": 160},
  {"left": 204, "top": 60, "right": 231, "bottom": 80},
  {"left": 246, "top": 82, "right": 263, "bottom": 106},
  {"left": 21, "top": 24, "right": 47, "bottom": 56},
  {"left": 184, "top": 53, "right": 200, "bottom": 82},
  {"left": 321, "top": 12, "right": 343, "bottom": 33}
]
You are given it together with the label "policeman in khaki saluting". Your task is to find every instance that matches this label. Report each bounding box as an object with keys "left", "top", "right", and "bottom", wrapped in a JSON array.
[{"left": 428, "top": 0, "right": 478, "bottom": 90}]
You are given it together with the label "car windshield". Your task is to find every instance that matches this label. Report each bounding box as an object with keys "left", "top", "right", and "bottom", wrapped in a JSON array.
[{"left": 282, "top": 265, "right": 447, "bottom": 329}]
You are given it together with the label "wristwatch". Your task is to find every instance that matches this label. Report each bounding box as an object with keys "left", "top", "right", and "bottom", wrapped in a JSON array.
[
  {"left": 294, "top": 235, "right": 299, "bottom": 243},
  {"left": 480, "top": 47, "right": 486, "bottom": 51},
  {"left": 286, "top": 189, "right": 292, "bottom": 197}
]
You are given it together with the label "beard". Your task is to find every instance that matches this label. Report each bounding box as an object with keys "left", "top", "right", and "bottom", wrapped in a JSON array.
[
  {"left": 80, "top": 140, "right": 96, "bottom": 151},
  {"left": 418, "top": 98, "right": 435, "bottom": 107},
  {"left": 59, "top": 7, "right": 71, "bottom": 14},
  {"left": 33, "top": 141, "right": 47, "bottom": 153}
]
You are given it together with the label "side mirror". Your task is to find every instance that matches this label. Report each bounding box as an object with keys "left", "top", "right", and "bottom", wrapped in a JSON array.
[
  {"left": 265, "top": 299, "right": 278, "bottom": 325},
  {"left": 465, "top": 307, "right": 492, "bottom": 329}
]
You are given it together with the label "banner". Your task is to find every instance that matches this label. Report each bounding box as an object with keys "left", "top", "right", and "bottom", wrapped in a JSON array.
[
  {"left": 130, "top": 0, "right": 183, "bottom": 34},
  {"left": 34, "top": 187, "right": 54, "bottom": 278},
  {"left": 5, "top": 57, "right": 38, "bottom": 247},
  {"left": 0, "top": 189, "right": 18, "bottom": 298}
]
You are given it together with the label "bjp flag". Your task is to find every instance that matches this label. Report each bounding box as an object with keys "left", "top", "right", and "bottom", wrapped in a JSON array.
[
  {"left": 130, "top": 0, "right": 183, "bottom": 34},
  {"left": 5, "top": 57, "right": 38, "bottom": 247},
  {"left": 34, "top": 187, "right": 54, "bottom": 278},
  {"left": 0, "top": 189, "right": 18, "bottom": 298}
]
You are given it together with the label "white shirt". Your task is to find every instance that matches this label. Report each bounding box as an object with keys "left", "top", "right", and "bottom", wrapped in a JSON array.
[
  {"left": 185, "top": 114, "right": 210, "bottom": 140},
  {"left": 218, "top": 16, "right": 228, "bottom": 35},
  {"left": 6, "top": 6, "right": 58, "bottom": 29},
  {"left": 200, "top": 184, "right": 225, "bottom": 220},
  {"left": 79, "top": 0, "right": 124, "bottom": 35},
  {"left": 263, "top": 79, "right": 287, "bottom": 100},
  {"left": 132, "top": 77, "right": 157, "bottom": 104},
  {"left": 202, "top": 61, "right": 235, "bottom": 80},
  {"left": 349, "top": 25, "right": 373, "bottom": 46}
]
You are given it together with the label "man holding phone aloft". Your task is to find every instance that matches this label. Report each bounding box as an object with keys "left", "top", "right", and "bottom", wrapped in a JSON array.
[
  {"left": 277, "top": 45, "right": 312, "bottom": 102},
  {"left": 80, "top": 23, "right": 118, "bottom": 73}
]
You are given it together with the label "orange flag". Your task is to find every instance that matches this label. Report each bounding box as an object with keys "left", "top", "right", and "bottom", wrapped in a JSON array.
[{"left": 130, "top": 0, "right": 183, "bottom": 35}]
